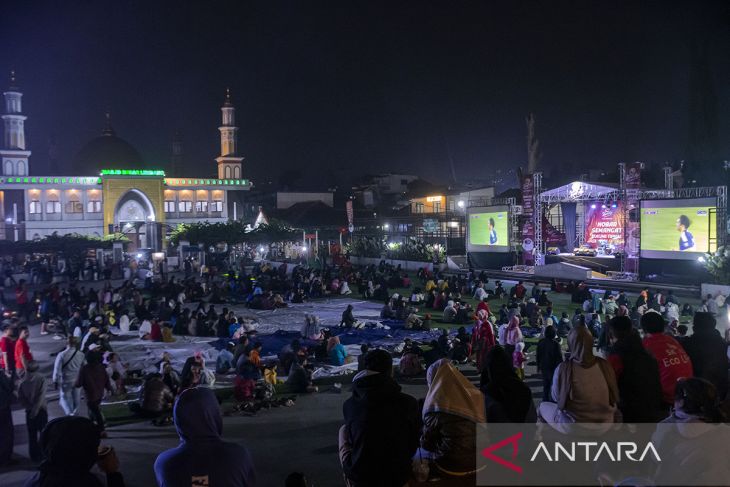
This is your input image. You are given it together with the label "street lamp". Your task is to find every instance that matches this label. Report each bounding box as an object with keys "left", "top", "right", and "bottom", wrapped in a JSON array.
[
  {"left": 383, "top": 223, "right": 390, "bottom": 230},
  {"left": 457, "top": 200, "right": 465, "bottom": 209}
]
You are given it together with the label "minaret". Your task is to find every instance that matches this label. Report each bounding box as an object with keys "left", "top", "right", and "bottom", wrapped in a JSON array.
[
  {"left": 215, "top": 88, "right": 243, "bottom": 179},
  {"left": 170, "top": 130, "right": 183, "bottom": 176},
  {"left": 1, "top": 70, "right": 31, "bottom": 176}
]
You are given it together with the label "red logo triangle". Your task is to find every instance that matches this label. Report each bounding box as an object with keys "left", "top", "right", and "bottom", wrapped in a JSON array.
[{"left": 480, "top": 432, "right": 523, "bottom": 474}]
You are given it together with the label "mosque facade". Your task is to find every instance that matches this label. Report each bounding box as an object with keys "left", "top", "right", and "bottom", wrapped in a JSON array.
[{"left": 0, "top": 72, "right": 251, "bottom": 249}]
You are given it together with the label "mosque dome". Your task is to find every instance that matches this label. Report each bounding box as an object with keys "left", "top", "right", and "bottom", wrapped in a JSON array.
[{"left": 70, "top": 113, "right": 146, "bottom": 175}]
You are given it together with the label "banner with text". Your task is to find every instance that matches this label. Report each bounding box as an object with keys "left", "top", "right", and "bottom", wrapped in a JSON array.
[{"left": 584, "top": 202, "right": 624, "bottom": 251}]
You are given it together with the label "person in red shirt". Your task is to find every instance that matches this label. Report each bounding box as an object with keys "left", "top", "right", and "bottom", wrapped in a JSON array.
[
  {"left": 514, "top": 281, "right": 526, "bottom": 299},
  {"left": 0, "top": 325, "right": 15, "bottom": 375},
  {"left": 641, "top": 311, "right": 693, "bottom": 406},
  {"left": 14, "top": 326, "right": 33, "bottom": 374},
  {"left": 476, "top": 297, "right": 491, "bottom": 317},
  {"left": 15, "top": 281, "right": 29, "bottom": 321}
]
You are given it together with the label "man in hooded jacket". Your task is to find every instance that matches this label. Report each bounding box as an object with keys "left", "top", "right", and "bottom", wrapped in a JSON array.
[
  {"left": 154, "top": 386, "right": 256, "bottom": 487},
  {"left": 340, "top": 349, "right": 420, "bottom": 487},
  {"left": 683, "top": 312, "right": 729, "bottom": 400}
]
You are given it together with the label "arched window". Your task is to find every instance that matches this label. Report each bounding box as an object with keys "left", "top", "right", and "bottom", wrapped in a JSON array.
[
  {"left": 4, "top": 161, "right": 12, "bottom": 175},
  {"left": 224, "top": 166, "right": 231, "bottom": 179},
  {"left": 46, "top": 191, "right": 61, "bottom": 214},
  {"left": 65, "top": 190, "right": 82, "bottom": 213},
  {"left": 234, "top": 166, "right": 240, "bottom": 179},
  {"left": 16, "top": 161, "right": 25, "bottom": 175}
]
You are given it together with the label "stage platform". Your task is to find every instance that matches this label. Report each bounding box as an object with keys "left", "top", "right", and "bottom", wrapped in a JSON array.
[{"left": 545, "top": 254, "right": 621, "bottom": 273}]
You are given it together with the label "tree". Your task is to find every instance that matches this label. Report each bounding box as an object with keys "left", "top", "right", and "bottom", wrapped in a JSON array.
[
  {"left": 526, "top": 112, "right": 542, "bottom": 174},
  {"left": 701, "top": 246, "right": 730, "bottom": 284}
]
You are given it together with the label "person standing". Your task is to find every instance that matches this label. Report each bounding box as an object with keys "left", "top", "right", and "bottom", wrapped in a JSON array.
[
  {"left": 154, "top": 387, "right": 256, "bottom": 486},
  {"left": 536, "top": 326, "right": 563, "bottom": 402},
  {"left": 0, "top": 324, "right": 15, "bottom": 377},
  {"left": 683, "top": 312, "right": 728, "bottom": 400},
  {"left": 53, "top": 336, "right": 84, "bottom": 415},
  {"left": 14, "top": 326, "right": 33, "bottom": 376},
  {"left": 17, "top": 360, "right": 48, "bottom": 462},
  {"left": 75, "top": 350, "right": 113, "bottom": 435},
  {"left": 0, "top": 365, "right": 14, "bottom": 466},
  {"left": 340, "top": 349, "right": 419, "bottom": 487}
]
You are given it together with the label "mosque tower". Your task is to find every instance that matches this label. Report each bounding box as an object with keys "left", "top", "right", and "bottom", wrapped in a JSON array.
[
  {"left": 215, "top": 88, "right": 243, "bottom": 179},
  {"left": 1, "top": 70, "right": 30, "bottom": 176}
]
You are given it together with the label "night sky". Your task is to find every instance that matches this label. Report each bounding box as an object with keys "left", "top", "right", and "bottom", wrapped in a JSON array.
[{"left": 1, "top": 1, "right": 729, "bottom": 188}]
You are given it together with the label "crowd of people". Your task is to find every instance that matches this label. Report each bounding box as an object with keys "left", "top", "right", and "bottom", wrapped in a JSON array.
[{"left": 0, "top": 256, "right": 729, "bottom": 486}]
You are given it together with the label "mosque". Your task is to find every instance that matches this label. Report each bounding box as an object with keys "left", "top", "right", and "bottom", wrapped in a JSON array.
[{"left": 0, "top": 71, "right": 251, "bottom": 249}]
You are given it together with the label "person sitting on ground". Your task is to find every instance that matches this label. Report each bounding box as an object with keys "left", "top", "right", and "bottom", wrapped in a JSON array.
[
  {"left": 405, "top": 308, "right": 423, "bottom": 330},
  {"left": 301, "top": 313, "right": 323, "bottom": 340},
  {"left": 154, "top": 387, "right": 256, "bottom": 487},
  {"left": 132, "top": 373, "right": 174, "bottom": 425},
  {"left": 327, "top": 336, "right": 348, "bottom": 366},
  {"left": 442, "top": 300, "right": 457, "bottom": 322},
  {"left": 421, "top": 359, "right": 486, "bottom": 480},
  {"left": 356, "top": 344, "right": 369, "bottom": 372},
  {"left": 340, "top": 304, "right": 356, "bottom": 328},
  {"left": 480, "top": 345, "right": 536, "bottom": 423},
  {"left": 380, "top": 300, "right": 396, "bottom": 320},
  {"left": 161, "top": 364, "right": 181, "bottom": 397},
  {"left": 23, "top": 416, "right": 125, "bottom": 487},
  {"left": 340, "top": 349, "right": 420, "bottom": 487},
  {"left": 606, "top": 316, "right": 665, "bottom": 422},
  {"left": 651, "top": 377, "right": 730, "bottom": 487},
  {"left": 538, "top": 325, "right": 619, "bottom": 434},
  {"left": 138, "top": 319, "right": 152, "bottom": 340},
  {"left": 641, "top": 311, "right": 694, "bottom": 409},
  {"left": 683, "top": 312, "right": 728, "bottom": 400},
  {"left": 215, "top": 342, "right": 236, "bottom": 374},
  {"left": 285, "top": 355, "right": 318, "bottom": 394},
  {"left": 409, "top": 288, "right": 424, "bottom": 305},
  {"left": 399, "top": 338, "right": 423, "bottom": 376}
]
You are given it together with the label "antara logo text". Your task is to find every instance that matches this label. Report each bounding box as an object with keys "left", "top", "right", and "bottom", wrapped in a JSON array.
[{"left": 481, "top": 433, "right": 661, "bottom": 475}]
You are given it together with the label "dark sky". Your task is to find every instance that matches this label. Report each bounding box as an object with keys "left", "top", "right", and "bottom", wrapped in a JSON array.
[{"left": 1, "top": 1, "right": 729, "bottom": 188}]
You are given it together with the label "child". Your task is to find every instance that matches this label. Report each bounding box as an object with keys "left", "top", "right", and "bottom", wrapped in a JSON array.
[{"left": 512, "top": 342, "right": 527, "bottom": 381}]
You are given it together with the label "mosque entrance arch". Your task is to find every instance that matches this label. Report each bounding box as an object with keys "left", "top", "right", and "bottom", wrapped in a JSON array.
[{"left": 114, "top": 189, "right": 156, "bottom": 250}]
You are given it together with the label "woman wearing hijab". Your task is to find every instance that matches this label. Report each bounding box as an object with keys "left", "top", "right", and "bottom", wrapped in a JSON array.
[
  {"left": 23, "top": 416, "right": 125, "bottom": 487},
  {"left": 504, "top": 315, "right": 523, "bottom": 358},
  {"left": 421, "top": 359, "right": 486, "bottom": 479},
  {"left": 480, "top": 345, "right": 536, "bottom": 423},
  {"left": 538, "top": 325, "right": 619, "bottom": 434},
  {"left": 471, "top": 309, "right": 496, "bottom": 372}
]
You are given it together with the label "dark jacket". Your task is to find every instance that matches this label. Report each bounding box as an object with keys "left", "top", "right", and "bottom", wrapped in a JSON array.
[
  {"left": 342, "top": 371, "right": 420, "bottom": 487},
  {"left": 421, "top": 411, "right": 479, "bottom": 472},
  {"left": 684, "top": 328, "right": 729, "bottom": 400},
  {"left": 608, "top": 340, "right": 665, "bottom": 422},
  {"left": 536, "top": 338, "right": 562, "bottom": 377},
  {"left": 75, "top": 362, "right": 111, "bottom": 403},
  {"left": 154, "top": 387, "right": 256, "bottom": 487},
  {"left": 140, "top": 376, "right": 174, "bottom": 414}
]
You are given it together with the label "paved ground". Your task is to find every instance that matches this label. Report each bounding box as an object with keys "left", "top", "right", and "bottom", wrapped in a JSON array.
[{"left": 0, "top": 273, "right": 704, "bottom": 487}]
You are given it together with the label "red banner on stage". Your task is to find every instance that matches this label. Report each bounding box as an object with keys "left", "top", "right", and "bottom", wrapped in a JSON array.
[{"left": 584, "top": 202, "right": 624, "bottom": 251}]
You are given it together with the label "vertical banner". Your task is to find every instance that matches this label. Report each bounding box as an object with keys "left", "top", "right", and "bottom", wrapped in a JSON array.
[
  {"left": 520, "top": 174, "right": 535, "bottom": 264},
  {"left": 624, "top": 163, "right": 642, "bottom": 272},
  {"left": 345, "top": 200, "right": 354, "bottom": 233},
  {"left": 625, "top": 162, "right": 642, "bottom": 190},
  {"left": 584, "top": 203, "right": 624, "bottom": 251},
  {"left": 522, "top": 175, "right": 534, "bottom": 217}
]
